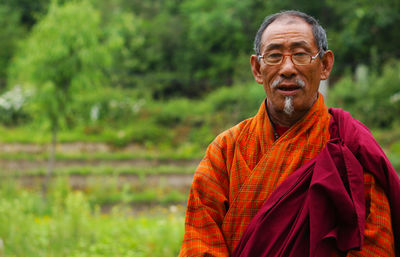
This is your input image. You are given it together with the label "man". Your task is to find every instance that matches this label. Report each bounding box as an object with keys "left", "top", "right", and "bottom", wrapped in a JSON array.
[{"left": 179, "top": 10, "right": 400, "bottom": 257}]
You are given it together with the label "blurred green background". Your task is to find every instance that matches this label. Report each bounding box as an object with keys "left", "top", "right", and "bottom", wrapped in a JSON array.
[{"left": 0, "top": 0, "right": 399, "bottom": 256}]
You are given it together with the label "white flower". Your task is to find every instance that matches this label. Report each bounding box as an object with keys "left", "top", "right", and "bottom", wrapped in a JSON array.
[{"left": 390, "top": 92, "right": 400, "bottom": 103}]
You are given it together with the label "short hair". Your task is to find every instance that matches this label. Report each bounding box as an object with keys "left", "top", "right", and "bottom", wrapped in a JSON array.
[{"left": 254, "top": 10, "right": 328, "bottom": 57}]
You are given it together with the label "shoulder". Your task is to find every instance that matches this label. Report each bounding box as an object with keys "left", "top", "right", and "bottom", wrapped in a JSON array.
[
  {"left": 211, "top": 116, "right": 255, "bottom": 152},
  {"left": 328, "top": 108, "right": 376, "bottom": 151},
  {"left": 203, "top": 116, "right": 255, "bottom": 171},
  {"left": 328, "top": 107, "right": 395, "bottom": 178}
]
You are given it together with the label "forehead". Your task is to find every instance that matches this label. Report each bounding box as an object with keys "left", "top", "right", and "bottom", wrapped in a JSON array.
[{"left": 260, "top": 16, "right": 317, "bottom": 52}]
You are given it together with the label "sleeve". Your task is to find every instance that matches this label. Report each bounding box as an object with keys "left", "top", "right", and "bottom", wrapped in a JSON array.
[
  {"left": 346, "top": 172, "right": 395, "bottom": 257},
  {"left": 179, "top": 138, "right": 231, "bottom": 257}
]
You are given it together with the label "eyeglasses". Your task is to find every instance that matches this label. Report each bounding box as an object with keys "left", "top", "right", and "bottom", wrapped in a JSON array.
[{"left": 257, "top": 51, "right": 320, "bottom": 66}]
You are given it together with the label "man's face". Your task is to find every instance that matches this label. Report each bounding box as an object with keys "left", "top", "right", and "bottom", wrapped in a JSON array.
[{"left": 252, "top": 17, "right": 331, "bottom": 118}]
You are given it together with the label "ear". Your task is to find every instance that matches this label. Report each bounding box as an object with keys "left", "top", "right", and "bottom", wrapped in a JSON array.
[
  {"left": 320, "top": 50, "right": 334, "bottom": 80},
  {"left": 250, "top": 55, "right": 264, "bottom": 84}
]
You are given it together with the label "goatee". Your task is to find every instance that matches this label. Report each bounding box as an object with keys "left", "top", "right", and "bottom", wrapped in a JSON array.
[{"left": 284, "top": 96, "right": 294, "bottom": 116}]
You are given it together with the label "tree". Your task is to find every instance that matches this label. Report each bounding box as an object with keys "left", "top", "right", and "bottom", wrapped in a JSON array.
[
  {"left": 1, "top": 0, "right": 51, "bottom": 28},
  {"left": 9, "top": 0, "right": 113, "bottom": 192},
  {"left": 326, "top": 0, "right": 400, "bottom": 75},
  {"left": 0, "top": 4, "right": 25, "bottom": 89},
  {"left": 100, "top": 6, "right": 147, "bottom": 90},
  {"left": 175, "top": 0, "right": 250, "bottom": 96}
]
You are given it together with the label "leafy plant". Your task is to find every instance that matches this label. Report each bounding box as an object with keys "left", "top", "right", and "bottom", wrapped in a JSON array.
[{"left": 9, "top": 0, "right": 114, "bottom": 181}]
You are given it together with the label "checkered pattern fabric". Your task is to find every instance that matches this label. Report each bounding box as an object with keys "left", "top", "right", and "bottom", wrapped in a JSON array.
[{"left": 179, "top": 94, "right": 394, "bottom": 257}]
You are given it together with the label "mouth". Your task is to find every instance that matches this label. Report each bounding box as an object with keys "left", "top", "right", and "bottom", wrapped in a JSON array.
[{"left": 275, "top": 85, "right": 302, "bottom": 95}]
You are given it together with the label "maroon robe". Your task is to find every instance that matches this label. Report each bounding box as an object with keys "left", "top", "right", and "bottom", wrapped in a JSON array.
[{"left": 232, "top": 108, "right": 400, "bottom": 257}]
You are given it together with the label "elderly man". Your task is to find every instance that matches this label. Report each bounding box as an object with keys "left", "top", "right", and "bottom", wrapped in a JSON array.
[{"left": 179, "top": 10, "right": 400, "bottom": 257}]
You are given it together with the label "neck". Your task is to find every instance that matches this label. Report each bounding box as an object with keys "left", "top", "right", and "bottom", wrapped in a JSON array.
[
  {"left": 267, "top": 105, "right": 305, "bottom": 127},
  {"left": 266, "top": 96, "right": 317, "bottom": 127}
]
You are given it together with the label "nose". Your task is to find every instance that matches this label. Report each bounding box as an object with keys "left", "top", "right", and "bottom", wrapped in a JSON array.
[{"left": 279, "top": 55, "right": 297, "bottom": 79}]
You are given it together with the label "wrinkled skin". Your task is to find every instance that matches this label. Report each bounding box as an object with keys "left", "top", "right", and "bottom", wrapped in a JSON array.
[{"left": 250, "top": 16, "right": 334, "bottom": 127}]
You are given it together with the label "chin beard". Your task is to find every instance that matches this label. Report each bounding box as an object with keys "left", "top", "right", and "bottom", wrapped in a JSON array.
[{"left": 284, "top": 96, "right": 294, "bottom": 116}]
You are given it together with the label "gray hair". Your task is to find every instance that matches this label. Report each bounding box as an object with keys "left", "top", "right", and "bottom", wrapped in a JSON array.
[{"left": 254, "top": 10, "right": 328, "bottom": 57}]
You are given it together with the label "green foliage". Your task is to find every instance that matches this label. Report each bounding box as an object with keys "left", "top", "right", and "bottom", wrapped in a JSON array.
[
  {"left": 69, "top": 88, "right": 146, "bottom": 126},
  {"left": 326, "top": 0, "right": 400, "bottom": 75},
  {"left": 101, "top": 9, "right": 148, "bottom": 89},
  {"left": 0, "top": 82, "right": 265, "bottom": 150},
  {"left": 388, "top": 138, "right": 400, "bottom": 171},
  {"left": 328, "top": 60, "right": 400, "bottom": 128},
  {"left": 9, "top": 0, "right": 113, "bottom": 130},
  {"left": 1, "top": 0, "right": 51, "bottom": 27},
  {"left": 2, "top": 0, "right": 400, "bottom": 99},
  {"left": 0, "top": 3, "right": 25, "bottom": 89},
  {"left": 0, "top": 180, "right": 184, "bottom": 257},
  {"left": 205, "top": 83, "right": 265, "bottom": 122},
  {"left": 178, "top": 0, "right": 249, "bottom": 94},
  {"left": 2, "top": 0, "right": 400, "bottom": 160},
  {"left": 152, "top": 98, "right": 209, "bottom": 127}
]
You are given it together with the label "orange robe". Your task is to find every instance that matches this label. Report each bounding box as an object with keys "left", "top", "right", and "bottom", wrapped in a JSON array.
[{"left": 179, "top": 95, "right": 394, "bottom": 256}]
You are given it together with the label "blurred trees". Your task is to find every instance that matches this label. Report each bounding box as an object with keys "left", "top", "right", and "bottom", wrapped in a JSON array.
[
  {"left": 9, "top": 0, "right": 115, "bottom": 177},
  {"left": 328, "top": 61, "right": 400, "bottom": 128},
  {"left": 0, "top": 4, "right": 25, "bottom": 89},
  {"left": 1, "top": 0, "right": 400, "bottom": 128},
  {"left": 326, "top": 0, "right": 400, "bottom": 75}
]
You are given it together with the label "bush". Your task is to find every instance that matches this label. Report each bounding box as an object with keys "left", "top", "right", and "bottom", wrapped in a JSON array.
[
  {"left": 205, "top": 83, "right": 265, "bottom": 122},
  {"left": 71, "top": 88, "right": 146, "bottom": 127},
  {"left": 152, "top": 98, "right": 199, "bottom": 127},
  {"left": 328, "top": 60, "right": 400, "bottom": 129},
  {"left": 0, "top": 179, "right": 184, "bottom": 257}
]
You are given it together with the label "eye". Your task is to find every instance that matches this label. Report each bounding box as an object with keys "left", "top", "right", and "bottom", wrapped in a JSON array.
[
  {"left": 293, "top": 52, "right": 311, "bottom": 63},
  {"left": 267, "top": 53, "right": 282, "bottom": 59},
  {"left": 293, "top": 52, "right": 308, "bottom": 57}
]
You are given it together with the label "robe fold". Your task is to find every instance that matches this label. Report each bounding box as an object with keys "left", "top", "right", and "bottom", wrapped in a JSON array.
[
  {"left": 232, "top": 108, "right": 400, "bottom": 257},
  {"left": 179, "top": 95, "right": 398, "bottom": 257}
]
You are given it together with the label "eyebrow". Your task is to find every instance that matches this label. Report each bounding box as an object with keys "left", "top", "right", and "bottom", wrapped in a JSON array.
[
  {"left": 263, "top": 40, "right": 312, "bottom": 52},
  {"left": 263, "top": 43, "right": 283, "bottom": 52},
  {"left": 291, "top": 41, "right": 312, "bottom": 49}
]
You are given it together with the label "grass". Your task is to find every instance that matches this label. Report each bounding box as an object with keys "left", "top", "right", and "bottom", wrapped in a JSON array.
[
  {"left": 0, "top": 84, "right": 398, "bottom": 257},
  {"left": 0, "top": 175, "right": 190, "bottom": 207},
  {"left": 1, "top": 164, "right": 197, "bottom": 177},
  {"left": 0, "top": 143, "right": 204, "bottom": 161},
  {"left": 87, "top": 188, "right": 188, "bottom": 206},
  {"left": 83, "top": 179, "right": 189, "bottom": 206},
  {"left": 0, "top": 182, "right": 185, "bottom": 256}
]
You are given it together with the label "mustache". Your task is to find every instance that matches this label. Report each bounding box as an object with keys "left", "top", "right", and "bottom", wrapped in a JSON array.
[{"left": 271, "top": 78, "right": 305, "bottom": 89}]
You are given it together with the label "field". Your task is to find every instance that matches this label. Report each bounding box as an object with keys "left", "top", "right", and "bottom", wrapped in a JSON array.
[
  {"left": 0, "top": 141, "right": 192, "bottom": 257},
  {"left": 0, "top": 87, "right": 399, "bottom": 257},
  {"left": 0, "top": 124, "right": 399, "bottom": 257},
  {"left": 1, "top": 136, "right": 398, "bottom": 257},
  {"left": 0, "top": 84, "right": 398, "bottom": 256}
]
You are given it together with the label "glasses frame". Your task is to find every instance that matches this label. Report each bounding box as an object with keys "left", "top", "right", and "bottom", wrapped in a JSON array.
[{"left": 258, "top": 51, "right": 320, "bottom": 66}]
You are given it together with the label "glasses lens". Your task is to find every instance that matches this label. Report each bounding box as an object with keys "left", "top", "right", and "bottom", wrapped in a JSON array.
[
  {"left": 292, "top": 53, "right": 311, "bottom": 65},
  {"left": 265, "top": 54, "right": 282, "bottom": 65}
]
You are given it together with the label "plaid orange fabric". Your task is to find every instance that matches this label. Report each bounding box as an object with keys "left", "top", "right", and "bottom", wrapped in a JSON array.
[
  {"left": 345, "top": 172, "right": 395, "bottom": 257},
  {"left": 330, "top": 172, "right": 395, "bottom": 257},
  {"left": 179, "top": 94, "right": 395, "bottom": 256}
]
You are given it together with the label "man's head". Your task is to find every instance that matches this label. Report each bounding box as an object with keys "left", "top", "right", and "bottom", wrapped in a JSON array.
[
  {"left": 254, "top": 11, "right": 329, "bottom": 58},
  {"left": 250, "top": 10, "right": 334, "bottom": 126}
]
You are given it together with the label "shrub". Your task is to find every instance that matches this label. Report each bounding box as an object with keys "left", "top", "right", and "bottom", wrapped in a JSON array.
[
  {"left": 205, "top": 83, "right": 265, "bottom": 123},
  {"left": 328, "top": 60, "right": 400, "bottom": 129}
]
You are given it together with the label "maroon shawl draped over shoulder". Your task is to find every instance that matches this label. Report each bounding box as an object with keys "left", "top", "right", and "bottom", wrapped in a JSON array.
[{"left": 232, "top": 108, "right": 400, "bottom": 257}]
